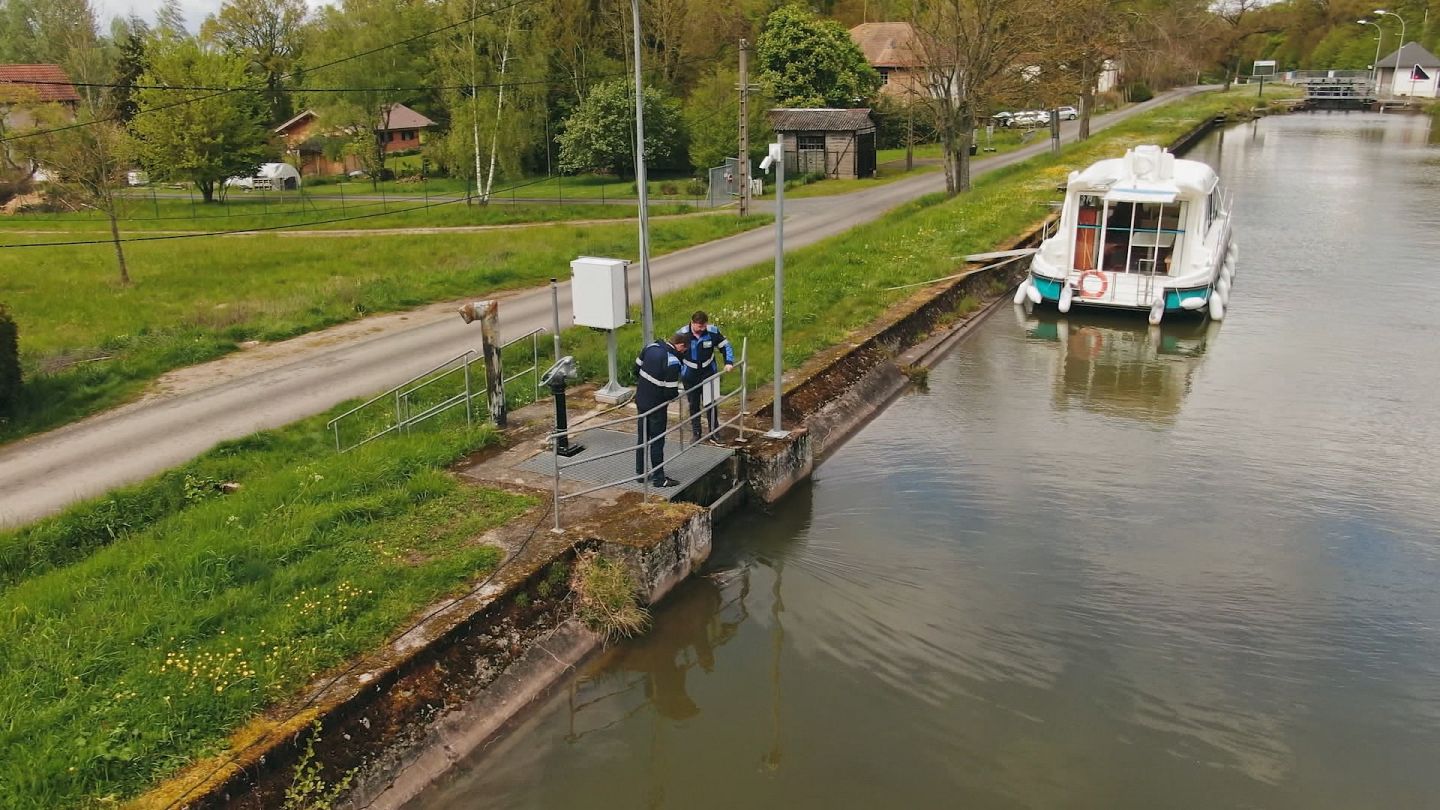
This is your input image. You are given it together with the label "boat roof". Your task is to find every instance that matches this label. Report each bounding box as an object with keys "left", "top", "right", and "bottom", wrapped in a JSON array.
[{"left": 1067, "top": 144, "right": 1217, "bottom": 203}]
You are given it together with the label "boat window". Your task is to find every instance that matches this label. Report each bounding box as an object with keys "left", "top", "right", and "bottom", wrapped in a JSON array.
[
  {"left": 1073, "top": 194, "right": 1103, "bottom": 271},
  {"left": 1099, "top": 200, "right": 1186, "bottom": 275}
]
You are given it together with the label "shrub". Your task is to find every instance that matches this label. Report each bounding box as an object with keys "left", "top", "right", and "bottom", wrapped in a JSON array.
[
  {"left": 1126, "top": 82, "right": 1154, "bottom": 103},
  {"left": 571, "top": 551, "right": 649, "bottom": 640},
  {"left": 659, "top": 181, "right": 680, "bottom": 196},
  {"left": 0, "top": 304, "right": 18, "bottom": 414},
  {"left": 685, "top": 177, "right": 707, "bottom": 197}
]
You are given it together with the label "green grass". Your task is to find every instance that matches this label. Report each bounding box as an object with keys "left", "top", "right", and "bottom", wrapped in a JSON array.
[
  {"left": 0, "top": 213, "right": 769, "bottom": 444},
  {"left": 0, "top": 195, "right": 695, "bottom": 234},
  {"left": 560, "top": 88, "right": 1269, "bottom": 393},
  {"left": 0, "top": 413, "right": 533, "bottom": 808},
  {"left": 265, "top": 171, "right": 703, "bottom": 201}
]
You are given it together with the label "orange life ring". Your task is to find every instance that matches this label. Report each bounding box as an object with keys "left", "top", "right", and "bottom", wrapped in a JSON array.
[{"left": 1076, "top": 270, "right": 1108, "bottom": 299}]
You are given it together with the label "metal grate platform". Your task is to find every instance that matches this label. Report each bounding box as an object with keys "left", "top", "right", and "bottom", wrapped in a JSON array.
[{"left": 516, "top": 427, "right": 734, "bottom": 501}]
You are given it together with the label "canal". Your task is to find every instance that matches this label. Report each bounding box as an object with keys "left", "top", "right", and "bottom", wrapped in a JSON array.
[{"left": 411, "top": 112, "right": 1440, "bottom": 809}]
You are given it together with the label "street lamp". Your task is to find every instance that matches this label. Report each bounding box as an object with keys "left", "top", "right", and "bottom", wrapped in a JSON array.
[
  {"left": 1375, "top": 9, "right": 1407, "bottom": 99},
  {"left": 758, "top": 139, "right": 787, "bottom": 439},
  {"left": 1358, "top": 19, "right": 1384, "bottom": 98},
  {"left": 631, "top": 0, "right": 654, "bottom": 344}
]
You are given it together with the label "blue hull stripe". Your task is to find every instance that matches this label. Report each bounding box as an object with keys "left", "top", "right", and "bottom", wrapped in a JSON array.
[{"left": 1031, "top": 273, "right": 1210, "bottom": 312}]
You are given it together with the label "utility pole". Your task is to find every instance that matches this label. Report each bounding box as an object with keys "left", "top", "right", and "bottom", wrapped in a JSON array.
[
  {"left": 631, "top": 0, "right": 653, "bottom": 344},
  {"left": 738, "top": 38, "right": 753, "bottom": 217}
]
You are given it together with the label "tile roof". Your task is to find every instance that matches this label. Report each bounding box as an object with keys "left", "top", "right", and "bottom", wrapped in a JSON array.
[
  {"left": 1378, "top": 41, "right": 1440, "bottom": 68},
  {"left": 768, "top": 108, "right": 874, "bottom": 132},
  {"left": 378, "top": 103, "right": 436, "bottom": 131},
  {"left": 274, "top": 109, "right": 316, "bottom": 133},
  {"left": 0, "top": 64, "right": 80, "bottom": 103},
  {"left": 849, "top": 22, "right": 924, "bottom": 67}
]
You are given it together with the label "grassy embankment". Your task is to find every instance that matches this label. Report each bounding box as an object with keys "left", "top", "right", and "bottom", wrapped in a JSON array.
[
  {"left": 0, "top": 87, "right": 1272, "bottom": 810},
  {"left": 0, "top": 213, "right": 768, "bottom": 444},
  {"left": 0, "top": 194, "right": 694, "bottom": 234},
  {"left": 0, "top": 416, "right": 534, "bottom": 808}
]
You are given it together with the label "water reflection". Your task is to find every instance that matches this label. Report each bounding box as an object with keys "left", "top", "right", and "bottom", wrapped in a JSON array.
[{"left": 1016, "top": 308, "right": 1219, "bottom": 424}]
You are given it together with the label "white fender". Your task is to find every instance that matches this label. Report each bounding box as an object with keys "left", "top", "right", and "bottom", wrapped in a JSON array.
[
  {"left": 1148, "top": 300, "right": 1164, "bottom": 325},
  {"left": 1026, "top": 280, "right": 1043, "bottom": 305},
  {"left": 1210, "top": 292, "right": 1225, "bottom": 321},
  {"left": 1218, "top": 277, "right": 1231, "bottom": 298},
  {"left": 1180, "top": 296, "right": 1207, "bottom": 310},
  {"left": 1013, "top": 279, "right": 1031, "bottom": 305},
  {"left": 1058, "top": 284, "right": 1073, "bottom": 313}
]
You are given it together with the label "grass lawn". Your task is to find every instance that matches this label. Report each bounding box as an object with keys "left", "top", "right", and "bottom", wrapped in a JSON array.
[
  {"left": 291, "top": 171, "right": 705, "bottom": 202},
  {"left": 0, "top": 414, "right": 533, "bottom": 808},
  {"left": 0, "top": 195, "right": 695, "bottom": 235},
  {"left": 562, "top": 88, "right": 1279, "bottom": 394},
  {"left": 0, "top": 213, "right": 769, "bottom": 444}
]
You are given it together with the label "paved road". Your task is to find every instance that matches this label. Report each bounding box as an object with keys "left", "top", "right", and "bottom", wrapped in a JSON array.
[{"left": 0, "top": 89, "right": 1205, "bottom": 527}]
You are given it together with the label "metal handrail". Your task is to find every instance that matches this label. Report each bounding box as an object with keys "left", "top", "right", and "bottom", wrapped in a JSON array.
[
  {"left": 547, "top": 338, "right": 748, "bottom": 529},
  {"left": 327, "top": 350, "right": 476, "bottom": 431}
]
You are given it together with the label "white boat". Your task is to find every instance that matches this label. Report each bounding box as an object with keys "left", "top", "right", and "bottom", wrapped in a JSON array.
[{"left": 1015, "top": 144, "right": 1237, "bottom": 324}]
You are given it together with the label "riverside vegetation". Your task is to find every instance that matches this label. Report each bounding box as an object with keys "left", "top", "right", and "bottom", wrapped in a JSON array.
[{"left": 0, "top": 88, "right": 1290, "bottom": 809}]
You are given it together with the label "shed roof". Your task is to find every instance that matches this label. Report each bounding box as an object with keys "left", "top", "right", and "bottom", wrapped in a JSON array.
[
  {"left": 274, "top": 109, "right": 316, "bottom": 134},
  {"left": 849, "top": 22, "right": 924, "bottom": 67},
  {"left": 378, "top": 102, "right": 436, "bottom": 131},
  {"left": 1378, "top": 41, "right": 1440, "bottom": 68},
  {"left": 768, "top": 108, "right": 874, "bottom": 132},
  {"left": 0, "top": 64, "right": 80, "bottom": 103}
]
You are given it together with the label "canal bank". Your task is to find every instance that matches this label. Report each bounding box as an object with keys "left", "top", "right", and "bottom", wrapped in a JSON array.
[
  {"left": 409, "top": 110, "right": 1440, "bottom": 810},
  {"left": 123, "top": 90, "right": 1281, "bottom": 810}
]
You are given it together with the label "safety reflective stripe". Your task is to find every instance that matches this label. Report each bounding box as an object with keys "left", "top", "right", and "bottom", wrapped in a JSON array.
[
  {"left": 638, "top": 368, "right": 678, "bottom": 388},
  {"left": 681, "top": 359, "right": 701, "bottom": 369}
]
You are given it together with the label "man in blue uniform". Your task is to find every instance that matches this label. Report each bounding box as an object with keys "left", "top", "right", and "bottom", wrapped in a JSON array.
[
  {"left": 674, "top": 311, "right": 734, "bottom": 441},
  {"left": 635, "top": 332, "right": 690, "bottom": 487}
]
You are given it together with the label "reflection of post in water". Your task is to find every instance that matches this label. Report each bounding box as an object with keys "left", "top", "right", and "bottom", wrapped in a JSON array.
[
  {"left": 1023, "top": 310, "right": 1220, "bottom": 423},
  {"left": 762, "top": 557, "right": 784, "bottom": 772}
]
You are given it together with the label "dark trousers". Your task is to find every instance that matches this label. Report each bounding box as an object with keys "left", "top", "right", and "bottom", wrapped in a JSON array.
[
  {"left": 683, "top": 371, "right": 719, "bottom": 438},
  {"left": 635, "top": 408, "right": 668, "bottom": 482}
]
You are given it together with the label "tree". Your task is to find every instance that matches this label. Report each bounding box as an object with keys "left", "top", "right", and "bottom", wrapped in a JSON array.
[
  {"left": 129, "top": 39, "right": 273, "bottom": 202},
  {"left": 109, "top": 15, "right": 149, "bottom": 124},
  {"left": 13, "top": 88, "right": 133, "bottom": 283},
  {"left": 1042, "top": 0, "right": 1133, "bottom": 140},
  {"left": 557, "top": 79, "right": 683, "bottom": 177},
  {"left": 156, "top": 0, "right": 188, "bottom": 39},
  {"left": 911, "top": 0, "right": 1046, "bottom": 194},
  {"left": 305, "top": 0, "right": 436, "bottom": 187},
  {"left": 755, "top": 5, "right": 881, "bottom": 107},
  {"left": 201, "top": 0, "right": 307, "bottom": 125},
  {"left": 683, "top": 64, "right": 771, "bottom": 173}
]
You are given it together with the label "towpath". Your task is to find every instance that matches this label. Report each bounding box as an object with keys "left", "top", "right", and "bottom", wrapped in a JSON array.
[{"left": 0, "top": 88, "right": 1204, "bottom": 526}]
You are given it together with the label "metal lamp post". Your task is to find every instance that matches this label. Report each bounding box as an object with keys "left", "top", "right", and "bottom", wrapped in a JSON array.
[
  {"left": 631, "top": 0, "right": 654, "bottom": 344},
  {"left": 758, "top": 139, "right": 788, "bottom": 439},
  {"left": 1359, "top": 19, "right": 1384, "bottom": 98},
  {"left": 1375, "top": 9, "right": 1407, "bottom": 100}
]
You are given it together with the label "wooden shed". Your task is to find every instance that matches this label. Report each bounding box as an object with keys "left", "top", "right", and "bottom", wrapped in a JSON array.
[{"left": 767, "top": 108, "right": 877, "bottom": 180}]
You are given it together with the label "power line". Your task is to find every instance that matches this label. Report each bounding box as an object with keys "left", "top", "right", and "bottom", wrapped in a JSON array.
[{"left": 0, "top": 0, "right": 540, "bottom": 144}]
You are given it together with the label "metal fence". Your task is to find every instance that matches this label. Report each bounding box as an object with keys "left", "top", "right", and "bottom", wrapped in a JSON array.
[
  {"left": 548, "top": 338, "right": 748, "bottom": 530},
  {"left": 326, "top": 327, "right": 547, "bottom": 452},
  {"left": 707, "top": 157, "right": 740, "bottom": 208}
]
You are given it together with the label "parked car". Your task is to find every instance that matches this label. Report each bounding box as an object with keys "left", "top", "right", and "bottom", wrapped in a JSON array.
[
  {"left": 1012, "top": 109, "right": 1050, "bottom": 127},
  {"left": 992, "top": 111, "right": 1015, "bottom": 128},
  {"left": 1057, "top": 105, "right": 1079, "bottom": 120}
]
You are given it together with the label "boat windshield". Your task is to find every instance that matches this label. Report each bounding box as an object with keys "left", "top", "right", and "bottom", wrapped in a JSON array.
[{"left": 1074, "top": 196, "right": 1186, "bottom": 275}]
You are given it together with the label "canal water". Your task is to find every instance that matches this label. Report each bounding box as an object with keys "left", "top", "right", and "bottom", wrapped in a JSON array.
[{"left": 412, "top": 112, "right": 1440, "bottom": 809}]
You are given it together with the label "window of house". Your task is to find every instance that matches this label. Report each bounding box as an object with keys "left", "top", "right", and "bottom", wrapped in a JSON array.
[
  {"left": 403, "top": 130, "right": 415, "bottom": 141},
  {"left": 797, "top": 133, "right": 826, "bottom": 152},
  {"left": 878, "top": 67, "right": 891, "bottom": 85}
]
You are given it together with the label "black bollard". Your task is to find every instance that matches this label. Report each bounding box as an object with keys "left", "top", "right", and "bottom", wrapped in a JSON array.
[{"left": 550, "top": 379, "right": 585, "bottom": 457}]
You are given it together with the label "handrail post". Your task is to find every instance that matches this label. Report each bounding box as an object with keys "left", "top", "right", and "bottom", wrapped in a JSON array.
[
  {"left": 738, "top": 338, "right": 748, "bottom": 444},
  {"left": 463, "top": 360, "right": 473, "bottom": 429},
  {"left": 553, "top": 435, "right": 562, "bottom": 531}
]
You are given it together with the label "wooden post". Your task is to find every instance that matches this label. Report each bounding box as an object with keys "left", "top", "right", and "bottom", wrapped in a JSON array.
[
  {"left": 738, "top": 38, "right": 751, "bottom": 217},
  {"left": 475, "top": 300, "right": 507, "bottom": 427}
]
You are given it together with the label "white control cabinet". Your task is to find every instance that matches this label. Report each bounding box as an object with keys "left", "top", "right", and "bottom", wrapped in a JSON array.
[{"left": 570, "top": 256, "right": 629, "bottom": 330}]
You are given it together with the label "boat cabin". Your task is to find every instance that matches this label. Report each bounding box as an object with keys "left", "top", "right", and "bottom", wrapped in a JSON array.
[{"left": 1062, "top": 145, "right": 1222, "bottom": 279}]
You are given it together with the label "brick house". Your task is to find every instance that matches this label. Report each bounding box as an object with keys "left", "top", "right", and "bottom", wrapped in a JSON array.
[
  {"left": 275, "top": 103, "right": 437, "bottom": 177},
  {"left": 767, "top": 108, "right": 877, "bottom": 180},
  {"left": 849, "top": 23, "right": 929, "bottom": 99},
  {"left": 0, "top": 64, "right": 80, "bottom": 130}
]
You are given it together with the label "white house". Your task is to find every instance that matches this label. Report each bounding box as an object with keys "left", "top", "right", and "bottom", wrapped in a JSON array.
[{"left": 1377, "top": 42, "right": 1440, "bottom": 99}]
